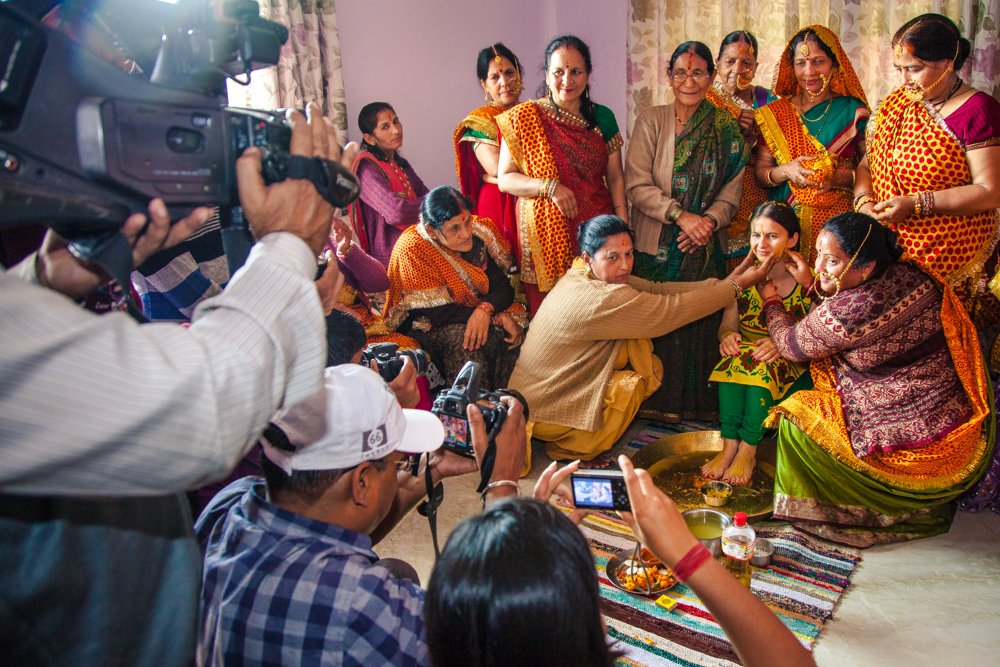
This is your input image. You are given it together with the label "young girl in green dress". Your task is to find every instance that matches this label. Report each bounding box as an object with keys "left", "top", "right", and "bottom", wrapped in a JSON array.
[{"left": 702, "top": 201, "right": 813, "bottom": 484}]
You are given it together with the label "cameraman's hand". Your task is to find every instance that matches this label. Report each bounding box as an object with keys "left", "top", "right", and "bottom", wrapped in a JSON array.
[
  {"left": 618, "top": 456, "right": 700, "bottom": 569},
  {"left": 383, "top": 356, "right": 421, "bottom": 409},
  {"left": 469, "top": 395, "right": 527, "bottom": 505},
  {"left": 35, "top": 199, "right": 212, "bottom": 300},
  {"left": 426, "top": 449, "right": 479, "bottom": 483},
  {"left": 534, "top": 460, "right": 592, "bottom": 525},
  {"left": 236, "top": 102, "right": 352, "bottom": 256}
]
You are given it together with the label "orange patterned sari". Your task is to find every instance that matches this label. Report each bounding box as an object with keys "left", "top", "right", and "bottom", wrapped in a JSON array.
[
  {"left": 495, "top": 100, "right": 619, "bottom": 293},
  {"left": 755, "top": 25, "right": 870, "bottom": 263},
  {"left": 383, "top": 216, "right": 527, "bottom": 331},
  {"left": 867, "top": 87, "right": 1000, "bottom": 319}
]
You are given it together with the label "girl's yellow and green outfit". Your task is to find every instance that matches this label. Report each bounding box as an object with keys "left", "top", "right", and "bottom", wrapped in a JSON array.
[{"left": 709, "top": 284, "right": 812, "bottom": 445}]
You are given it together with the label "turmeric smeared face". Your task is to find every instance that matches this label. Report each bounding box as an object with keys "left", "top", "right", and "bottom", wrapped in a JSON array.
[{"left": 750, "top": 216, "right": 797, "bottom": 263}]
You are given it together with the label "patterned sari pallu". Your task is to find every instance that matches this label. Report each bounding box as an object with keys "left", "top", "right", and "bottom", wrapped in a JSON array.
[
  {"left": 383, "top": 216, "right": 526, "bottom": 331},
  {"left": 496, "top": 101, "right": 619, "bottom": 292},
  {"left": 867, "top": 88, "right": 1000, "bottom": 297},
  {"left": 755, "top": 25, "right": 870, "bottom": 262}
]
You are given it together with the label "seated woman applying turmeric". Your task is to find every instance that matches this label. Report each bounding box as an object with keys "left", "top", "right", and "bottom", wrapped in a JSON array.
[
  {"left": 509, "top": 215, "right": 774, "bottom": 468},
  {"left": 760, "top": 212, "right": 994, "bottom": 546}
]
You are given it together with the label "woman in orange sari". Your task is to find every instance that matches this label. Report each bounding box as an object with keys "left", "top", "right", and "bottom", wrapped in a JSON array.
[
  {"left": 384, "top": 186, "right": 527, "bottom": 390},
  {"left": 496, "top": 35, "right": 627, "bottom": 316},
  {"left": 754, "top": 26, "right": 870, "bottom": 264},
  {"left": 706, "top": 31, "right": 777, "bottom": 271},
  {"left": 454, "top": 43, "right": 524, "bottom": 249},
  {"left": 855, "top": 14, "right": 1000, "bottom": 368}
]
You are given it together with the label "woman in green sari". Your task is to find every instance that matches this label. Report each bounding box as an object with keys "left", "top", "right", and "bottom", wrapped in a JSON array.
[{"left": 625, "top": 41, "right": 749, "bottom": 422}]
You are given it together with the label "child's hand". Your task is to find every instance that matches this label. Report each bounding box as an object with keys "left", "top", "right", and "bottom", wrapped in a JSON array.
[
  {"left": 752, "top": 337, "right": 780, "bottom": 363},
  {"left": 719, "top": 332, "right": 742, "bottom": 357}
]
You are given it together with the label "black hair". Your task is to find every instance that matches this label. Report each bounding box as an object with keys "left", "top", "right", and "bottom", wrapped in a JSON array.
[
  {"left": 718, "top": 30, "right": 758, "bottom": 60},
  {"left": 787, "top": 29, "right": 839, "bottom": 67},
  {"left": 357, "top": 101, "right": 411, "bottom": 170},
  {"left": 325, "top": 308, "right": 367, "bottom": 367},
  {"left": 421, "top": 185, "right": 473, "bottom": 230},
  {"left": 669, "top": 41, "right": 716, "bottom": 75},
  {"left": 477, "top": 42, "right": 523, "bottom": 82},
  {"left": 425, "top": 498, "right": 617, "bottom": 667},
  {"left": 577, "top": 214, "right": 634, "bottom": 257},
  {"left": 894, "top": 13, "right": 971, "bottom": 71},
  {"left": 538, "top": 35, "right": 598, "bottom": 130},
  {"left": 260, "top": 452, "right": 349, "bottom": 505},
  {"left": 750, "top": 201, "right": 800, "bottom": 247},
  {"left": 820, "top": 212, "right": 904, "bottom": 279}
]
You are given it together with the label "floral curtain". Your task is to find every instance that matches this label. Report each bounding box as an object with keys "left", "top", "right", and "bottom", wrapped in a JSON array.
[
  {"left": 625, "top": 0, "right": 1000, "bottom": 136},
  {"left": 226, "top": 0, "right": 348, "bottom": 141}
]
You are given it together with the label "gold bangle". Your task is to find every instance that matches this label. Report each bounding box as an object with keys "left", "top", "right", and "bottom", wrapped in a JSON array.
[
  {"left": 338, "top": 242, "right": 354, "bottom": 258},
  {"left": 728, "top": 279, "right": 743, "bottom": 299},
  {"left": 764, "top": 167, "right": 777, "bottom": 187},
  {"left": 667, "top": 205, "right": 683, "bottom": 223}
]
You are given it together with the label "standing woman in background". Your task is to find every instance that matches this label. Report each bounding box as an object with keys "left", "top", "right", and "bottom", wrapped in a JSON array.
[
  {"left": 496, "top": 34, "right": 628, "bottom": 316},
  {"left": 349, "top": 102, "right": 430, "bottom": 267},
  {"left": 454, "top": 42, "right": 524, "bottom": 249},
  {"left": 625, "top": 41, "right": 749, "bottom": 422},
  {"left": 707, "top": 31, "right": 777, "bottom": 270},
  {"left": 856, "top": 13, "right": 1000, "bottom": 370},
  {"left": 754, "top": 26, "right": 869, "bottom": 263}
]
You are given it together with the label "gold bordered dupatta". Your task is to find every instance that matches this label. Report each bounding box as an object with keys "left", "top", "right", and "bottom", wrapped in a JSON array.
[
  {"left": 383, "top": 215, "right": 527, "bottom": 331},
  {"left": 453, "top": 104, "right": 504, "bottom": 183}
]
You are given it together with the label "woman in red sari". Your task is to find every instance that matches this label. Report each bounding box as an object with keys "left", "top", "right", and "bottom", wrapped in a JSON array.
[
  {"left": 453, "top": 43, "right": 524, "bottom": 249},
  {"left": 496, "top": 35, "right": 628, "bottom": 315},
  {"left": 855, "top": 13, "right": 1000, "bottom": 370}
]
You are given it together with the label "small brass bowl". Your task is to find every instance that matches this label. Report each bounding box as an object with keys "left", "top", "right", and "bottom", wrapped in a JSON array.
[
  {"left": 750, "top": 538, "right": 774, "bottom": 568},
  {"left": 700, "top": 481, "right": 733, "bottom": 507}
]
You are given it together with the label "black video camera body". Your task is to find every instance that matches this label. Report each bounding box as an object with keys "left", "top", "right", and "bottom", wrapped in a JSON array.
[
  {"left": 359, "top": 342, "right": 428, "bottom": 383},
  {"left": 431, "top": 361, "right": 527, "bottom": 458},
  {"left": 0, "top": 1, "right": 359, "bottom": 238}
]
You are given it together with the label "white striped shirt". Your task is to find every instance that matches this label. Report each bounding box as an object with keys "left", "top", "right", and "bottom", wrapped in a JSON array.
[{"left": 0, "top": 232, "right": 325, "bottom": 496}]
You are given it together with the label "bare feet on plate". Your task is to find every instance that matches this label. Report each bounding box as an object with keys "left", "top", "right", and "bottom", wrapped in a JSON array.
[
  {"left": 722, "top": 442, "right": 757, "bottom": 486},
  {"left": 701, "top": 438, "right": 739, "bottom": 479}
]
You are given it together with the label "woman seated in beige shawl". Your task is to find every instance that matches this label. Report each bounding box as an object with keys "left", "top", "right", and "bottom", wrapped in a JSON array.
[{"left": 509, "top": 215, "right": 774, "bottom": 468}]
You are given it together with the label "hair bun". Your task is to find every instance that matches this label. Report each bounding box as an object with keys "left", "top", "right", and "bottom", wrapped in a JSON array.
[
  {"left": 882, "top": 225, "right": 905, "bottom": 261},
  {"left": 956, "top": 37, "right": 972, "bottom": 70}
]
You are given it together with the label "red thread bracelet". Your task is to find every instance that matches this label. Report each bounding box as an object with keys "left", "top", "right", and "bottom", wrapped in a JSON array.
[{"left": 671, "top": 542, "right": 712, "bottom": 583}]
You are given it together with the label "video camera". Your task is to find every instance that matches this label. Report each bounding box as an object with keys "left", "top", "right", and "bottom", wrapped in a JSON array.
[{"left": 0, "top": 0, "right": 359, "bottom": 283}]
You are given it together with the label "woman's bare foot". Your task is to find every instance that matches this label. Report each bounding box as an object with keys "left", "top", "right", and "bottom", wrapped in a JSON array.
[
  {"left": 577, "top": 451, "right": 614, "bottom": 470},
  {"left": 722, "top": 442, "right": 757, "bottom": 485},
  {"left": 701, "top": 438, "right": 739, "bottom": 479}
]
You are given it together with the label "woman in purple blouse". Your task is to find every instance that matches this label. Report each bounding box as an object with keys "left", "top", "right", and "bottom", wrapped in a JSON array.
[{"left": 348, "top": 102, "right": 430, "bottom": 267}]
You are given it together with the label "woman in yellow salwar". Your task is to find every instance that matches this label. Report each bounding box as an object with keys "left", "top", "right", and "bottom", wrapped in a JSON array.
[
  {"left": 508, "top": 216, "right": 775, "bottom": 467},
  {"left": 754, "top": 26, "right": 870, "bottom": 264},
  {"left": 855, "top": 14, "right": 1000, "bottom": 369},
  {"left": 760, "top": 213, "right": 993, "bottom": 547}
]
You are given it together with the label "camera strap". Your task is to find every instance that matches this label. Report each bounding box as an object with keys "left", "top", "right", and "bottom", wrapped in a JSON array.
[
  {"left": 67, "top": 231, "right": 148, "bottom": 323},
  {"left": 416, "top": 459, "right": 445, "bottom": 559}
]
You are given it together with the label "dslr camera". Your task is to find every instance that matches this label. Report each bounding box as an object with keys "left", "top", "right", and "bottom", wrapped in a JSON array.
[
  {"left": 431, "top": 361, "right": 528, "bottom": 458},
  {"left": 359, "top": 342, "right": 428, "bottom": 383},
  {"left": 0, "top": 0, "right": 359, "bottom": 276}
]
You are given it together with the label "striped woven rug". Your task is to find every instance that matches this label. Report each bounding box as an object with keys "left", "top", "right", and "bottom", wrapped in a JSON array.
[{"left": 578, "top": 420, "right": 862, "bottom": 666}]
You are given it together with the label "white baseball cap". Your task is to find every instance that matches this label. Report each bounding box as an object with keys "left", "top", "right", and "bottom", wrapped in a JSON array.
[{"left": 262, "top": 364, "right": 444, "bottom": 473}]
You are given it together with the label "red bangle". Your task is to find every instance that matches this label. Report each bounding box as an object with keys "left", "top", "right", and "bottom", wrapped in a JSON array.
[{"left": 671, "top": 542, "right": 712, "bottom": 583}]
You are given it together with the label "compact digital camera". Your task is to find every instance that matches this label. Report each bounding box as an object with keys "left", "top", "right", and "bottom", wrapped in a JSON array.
[
  {"left": 359, "top": 342, "right": 429, "bottom": 383},
  {"left": 569, "top": 469, "right": 631, "bottom": 511},
  {"left": 430, "top": 361, "right": 527, "bottom": 457}
]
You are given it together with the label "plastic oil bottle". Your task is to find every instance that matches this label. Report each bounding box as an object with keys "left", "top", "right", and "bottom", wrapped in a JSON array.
[{"left": 721, "top": 512, "right": 755, "bottom": 590}]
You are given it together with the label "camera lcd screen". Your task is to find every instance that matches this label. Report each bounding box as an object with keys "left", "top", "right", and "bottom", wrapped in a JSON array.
[
  {"left": 439, "top": 414, "right": 469, "bottom": 447},
  {"left": 572, "top": 478, "right": 615, "bottom": 509}
]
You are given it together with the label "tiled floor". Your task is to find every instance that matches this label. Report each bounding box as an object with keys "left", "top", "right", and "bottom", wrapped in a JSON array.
[{"left": 376, "top": 434, "right": 1000, "bottom": 666}]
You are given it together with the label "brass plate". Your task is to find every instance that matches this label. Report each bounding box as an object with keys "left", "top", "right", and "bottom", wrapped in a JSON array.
[{"left": 630, "top": 431, "right": 775, "bottom": 521}]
